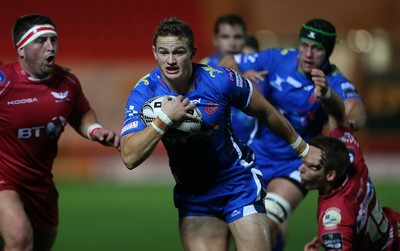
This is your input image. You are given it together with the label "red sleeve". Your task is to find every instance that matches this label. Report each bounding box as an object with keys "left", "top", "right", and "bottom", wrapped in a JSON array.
[{"left": 318, "top": 198, "right": 355, "bottom": 250}]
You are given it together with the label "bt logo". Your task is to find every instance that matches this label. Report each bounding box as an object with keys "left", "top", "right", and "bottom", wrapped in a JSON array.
[{"left": 18, "top": 116, "right": 67, "bottom": 139}]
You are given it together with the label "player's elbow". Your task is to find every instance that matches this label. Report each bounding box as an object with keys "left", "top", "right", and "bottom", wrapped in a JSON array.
[
  {"left": 120, "top": 135, "right": 144, "bottom": 170},
  {"left": 121, "top": 152, "right": 144, "bottom": 170}
]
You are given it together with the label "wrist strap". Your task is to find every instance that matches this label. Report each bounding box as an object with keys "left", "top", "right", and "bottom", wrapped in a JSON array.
[
  {"left": 290, "top": 135, "right": 302, "bottom": 149},
  {"left": 298, "top": 143, "right": 310, "bottom": 158},
  {"left": 158, "top": 111, "right": 173, "bottom": 126},
  {"left": 151, "top": 122, "right": 165, "bottom": 135},
  {"left": 87, "top": 123, "right": 103, "bottom": 140},
  {"left": 321, "top": 87, "right": 332, "bottom": 99}
]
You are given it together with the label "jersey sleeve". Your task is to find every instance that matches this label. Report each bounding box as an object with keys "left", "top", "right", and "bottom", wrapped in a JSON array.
[
  {"left": 233, "top": 49, "right": 275, "bottom": 73},
  {"left": 120, "top": 76, "right": 154, "bottom": 137},
  {"left": 217, "top": 66, "right": 253, "bottom": 111},
  {"left": 328, "top": 68, "right": 362, "bottom": 101},
  {"left": 318, "top": 201, "right": 355, "bottom": 250},
  {"left": 64, "top": 71, "right": 91, "bottom": 126}
]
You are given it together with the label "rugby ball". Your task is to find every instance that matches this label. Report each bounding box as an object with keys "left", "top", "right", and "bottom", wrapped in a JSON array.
[{"left": 140, "top": 96, "right": 202, "bottom": 139}]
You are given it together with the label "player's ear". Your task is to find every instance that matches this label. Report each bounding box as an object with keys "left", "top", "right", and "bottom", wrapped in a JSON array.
[
  {"left": 326, "top": 170, "right": 336, "bottom": 182},
  {"left": 191, "top": 47, "right": 197, "bottom": 59},
  {"left": 152, "top": 46, "right": 157, "bottom": 60},
  {"left": 17, "top": 47, "right": 25, "bottom": 59}
]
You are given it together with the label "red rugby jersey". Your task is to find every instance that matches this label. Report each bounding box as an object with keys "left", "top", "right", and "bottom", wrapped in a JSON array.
[
  {"left": 0, "top": 62, "right": 90, "bottom": 193},
  {"left": 316, "top": 126, "right": 400, "bottom": 250}
]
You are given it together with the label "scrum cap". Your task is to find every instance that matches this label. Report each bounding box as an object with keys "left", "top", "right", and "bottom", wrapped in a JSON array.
[{"left": 299, "top": 19, "right": 336, "bottom": 59}]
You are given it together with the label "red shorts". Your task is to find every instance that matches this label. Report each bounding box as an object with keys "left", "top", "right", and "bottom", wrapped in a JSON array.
[{"left": 0, "top": 175, "right": 59, "bottom": 228}]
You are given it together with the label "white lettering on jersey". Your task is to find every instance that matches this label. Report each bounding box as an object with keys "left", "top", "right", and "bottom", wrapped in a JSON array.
[
  {"left": 341, "top": 82, "right": 355, "bottom": 90},
  {"left": 287, "top": 76, "right": 302, "bottom": 88},
  {"left": 18, "top": 126, "right": 45, "bottom": 138},
  {"left": 271, "top": 75, "right": 284, "bottom": 91},
  {"left": 7, "top": 97, "right": 38, "bottom": 105}
]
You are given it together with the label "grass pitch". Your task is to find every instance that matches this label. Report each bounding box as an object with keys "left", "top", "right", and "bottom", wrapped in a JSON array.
[{"left": 53, "top": 180, "right": 400, "bottom": 251}]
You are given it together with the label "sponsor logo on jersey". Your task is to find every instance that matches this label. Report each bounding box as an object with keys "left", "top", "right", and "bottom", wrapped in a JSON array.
[
  {"left": 202, "top": 66, "right": 222, "bottom": 78},
  {"left": 321, "top": 232, "right": 343, "bottom": 249},
  {"left": 121, "top": 121, "right": 139, "bottom": 134},
  {"left": 7, "top": 97, "right": 38, "bottom": 105},
  {"left": 271, "top": 75, "right": 283, "bottom": 91},
  {"left": 18, "top": 116, "right": 66, "bottom": 139},
  {"left": 0, "top": 71, "right": 5, "bottom": 84},
  {"left": 51, "top": 91, "right": 69, "bottom": 102},
  {"left": 287, "top": 76, "right": 302, "bottom": 88},
  {"left": 205, "top": 101, "right": 218, "bottom": 114},
  {"left": 231, "top": 209, "right": 241, "bottom": 217},
  {"left": 126, "top": 105, "right": 139, "bottom": 116},
  {"left": 323, "top": 207, "right": 342, "bottom": 229}
]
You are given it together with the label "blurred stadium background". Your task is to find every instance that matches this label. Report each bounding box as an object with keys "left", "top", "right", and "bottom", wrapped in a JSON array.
[{"left": 1, "top": 1, "right": 400, "bottom": 250}]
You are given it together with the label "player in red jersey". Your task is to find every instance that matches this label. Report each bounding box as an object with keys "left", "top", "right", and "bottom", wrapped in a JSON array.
[
  {"left": 301, "top": 69, "right": 400, "bottom": 251},
  {"left": 0, "top": 14, "right": 119, "bottom": 251}
]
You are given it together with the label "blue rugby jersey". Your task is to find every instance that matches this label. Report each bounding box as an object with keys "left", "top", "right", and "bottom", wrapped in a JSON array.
[
  {"left": 121, "top": 63, "right": 257, "bottom": 191},
  {"left": 200, "top": 52, "right": 262, "bottom": 144},
  {"left": 234, "top": 48, "right": 362, "bottom": 164}
]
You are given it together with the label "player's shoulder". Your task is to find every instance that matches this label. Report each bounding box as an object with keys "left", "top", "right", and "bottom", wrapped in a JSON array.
[
  {"left": 51, "top": 65, "right": 81, "bottom": 85},
  {"left": 195, "top": 63, "right": 243, "bottom": 85},
  {"left": 263, "top": 47, "right": 298, "bottom": 57},
  {"left": 131, "top": 68, "right": 161, "bottom": 90}
]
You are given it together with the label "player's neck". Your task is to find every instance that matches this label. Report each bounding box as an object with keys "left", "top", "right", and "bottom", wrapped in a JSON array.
[{"left": 164, "top": 71, "right": 195, "bottom": 95}]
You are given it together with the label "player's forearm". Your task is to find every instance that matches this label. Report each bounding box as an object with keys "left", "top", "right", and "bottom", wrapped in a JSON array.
[
  {"left": 120, "top": 118, "right": 168, "bottom": 170},
  {"left": 265, "top": 111, "right": 307, "bottom": 153},
  {"left": 73, "top": 109, "right": 101, "bottom": 139},
  {"left": 320, "top": 88, "right": 345, "bottom": 124},
  {"left": 344, "top": 98, "right": 367, "bottom": 131}
]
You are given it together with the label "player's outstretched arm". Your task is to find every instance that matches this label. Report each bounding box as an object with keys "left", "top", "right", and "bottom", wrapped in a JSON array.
[
  {"left": 220, "top": 55, "right": 268, "bottom": 83},
  {"left": 72, "top": 109, "right": 120, "bottom": 148},
  {"left": 245, "top": 88, "right": 324, "bottom": 168}
]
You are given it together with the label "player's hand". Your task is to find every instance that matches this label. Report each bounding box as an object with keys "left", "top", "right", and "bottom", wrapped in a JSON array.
[
  {"left": 91, "top": 128, "right": 120, "bottom": 149},
  {"left": 301, "top": 145, "right": 325, "bottom": 169},
  {"left": 311, "top": 68, "right": 329, "bottom": 99},
  {"left": 161, "top": 95, "right": 197, "bottom": 124},
  {"left": 304, "top": 236, "right": 321, "bottom": 251},
  {"left": 243, "top": 70, "right": 268, "bottom": 83}
]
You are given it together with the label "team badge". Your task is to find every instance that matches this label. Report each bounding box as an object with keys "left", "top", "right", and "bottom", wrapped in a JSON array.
[
  {"left": 0, "top": 71, "right": 5, "bottom": 84},
  {"left": 321, "top": 232, "right": 343, "bottom": 249},
  {"left": 323, "top": 207, "right": 341, "bottom": 229}
]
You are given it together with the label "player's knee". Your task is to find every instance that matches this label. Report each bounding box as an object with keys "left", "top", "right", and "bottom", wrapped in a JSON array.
[
  {"left": 264, "top": 193, "right": 292, "bottom": 226},
  {"left": 3, "top": 224, "right": 33, "bottom": 250}
]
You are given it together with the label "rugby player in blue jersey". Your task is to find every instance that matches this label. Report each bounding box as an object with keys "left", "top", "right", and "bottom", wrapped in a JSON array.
[
  {"left": 221, "top": 18, "right": 367, "bottom": 250},
  {"left": 200, "top": 15, "right": 268, "bottom": 145},
  {"left": 120, "top": 17, "right": 324, "bottom": 251}
]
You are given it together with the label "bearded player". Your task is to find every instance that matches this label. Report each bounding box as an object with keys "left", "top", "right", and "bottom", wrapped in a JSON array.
[{"left": 0, "top": 14, "right": 119, "bottom": 250}]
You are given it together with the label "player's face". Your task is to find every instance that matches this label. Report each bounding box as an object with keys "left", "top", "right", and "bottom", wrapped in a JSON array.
[
  {"left": 298, "top": 40, "right": 325, "bottom": 74},
  {"left": 153, "top": 36, "right": 195, "bottom": 87},
  {"left": 213, "top": 23, "right": 245, "bottom": 58},
  {"left": 19, "top": 34, "right": 58, "bottom": 79},
  {"left": 299, "top": 164, "right": 326, "bottom": 191}
]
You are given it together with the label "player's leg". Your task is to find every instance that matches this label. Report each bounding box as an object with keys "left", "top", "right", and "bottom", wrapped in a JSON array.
[
  {"left": 265, "top": 177, "right": 306, "bottom": 250},
  {"left": 0, "top": 190, "right": 34, "bottom": 251},
  {"left": 179, "top": 216, "right": 230, "bottom": 251},
  {"left": 33, "top": 227, "right": 58, "bottom": 251},
  {"left": 228, "top": 212, "right": 271, "bottom": 251}
]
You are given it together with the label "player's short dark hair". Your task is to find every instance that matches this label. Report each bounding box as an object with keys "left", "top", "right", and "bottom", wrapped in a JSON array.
[
  {"left": 308, "top": 136, "right": 350, "bottom": 181},
  {"left": 153, "top": 17, "right": 195, "bottom": 52},
  {"left": 244, "top": 34, "right": 259, "bottom": 52},
  {"left": 213, "top": 14, "right": 247, "bottom": 34},
  {"left": 12, "top": 14, "right": 56, "bottom": 49}
]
